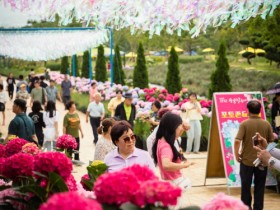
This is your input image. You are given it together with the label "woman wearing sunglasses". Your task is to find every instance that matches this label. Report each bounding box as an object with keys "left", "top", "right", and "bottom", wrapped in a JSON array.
[
  {"left": 104, "top": 120, "right": 155, "bottom": 172},
  {"left": 152, "top": 112, "right": 195, "bottom": 191}
]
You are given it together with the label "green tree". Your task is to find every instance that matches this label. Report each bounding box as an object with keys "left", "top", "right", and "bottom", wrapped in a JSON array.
[
  {"left": 113, "top": 45, "right": 125, "bottom": 85},
  {"left": 81, "top": 51, "right": 90, "bottom": 78},
  {"left": 95, "top": 45, "right": 107, "bottom": 82},
  {"left": 133, "top": 42, "right": 149, "bottom": 88},
  {"left": 208, "top": 42, "right": 232, "bottom": 99},
  {"left": 71, "top": 54, "right": 79, "bottom": 76},
  {"left": 60, "top": 56, "right": 69, "bottom": 74},
  {"left": 165, "top": 46, "right": 182, "bottom": 94}
]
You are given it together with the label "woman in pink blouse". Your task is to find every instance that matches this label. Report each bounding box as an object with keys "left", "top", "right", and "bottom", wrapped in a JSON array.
[
  {"left": 89, "top": 82, "right": 98, "bottom": 102},
  {"left": 152, "top": 112, "right": 194, "bottom": 190}
]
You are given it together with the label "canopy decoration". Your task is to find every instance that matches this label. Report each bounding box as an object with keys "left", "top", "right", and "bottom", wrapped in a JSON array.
[
  {"left": 0, "top": 29, "right": 109, "bottom": 61},
  {"left": 1, "top": 0, "right": 279, "bottom": 37}
]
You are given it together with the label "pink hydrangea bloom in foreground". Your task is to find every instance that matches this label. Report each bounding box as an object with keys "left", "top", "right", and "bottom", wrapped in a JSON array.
[
  {"left": 202, "top": 193, "right": 248, "bottom": 210},
  {"left": 0, "top": 144, "right": 5, "bottom": 158},
  {"left": 56, "top": 134, "right": 78, "bottom": 150},
  {"left": 94, "top": 170, "right": 140, "bottom": 206},
  {"left": 5, "top": 138, "right": 28, "bottom": 157},
  {"left": 132, "top": 180, "right": 182, "bottom": 207},
  {"left": 80, "top": 174, "right": 91, "bottom": 191},
  {"left": 34, "top": 152, "right": 72, "bottom": 180},
  {"left": 65, "top": 174, "right": 78, "bottom": 191},
  {"left": 39, "top": 192, "right": 102, "bottom": 210},
  {"left": 122, "top": 164, "right": 158, "bottom": 182},
  {"left": 2, "top": 153, "right": 34, "bottom": 180}
]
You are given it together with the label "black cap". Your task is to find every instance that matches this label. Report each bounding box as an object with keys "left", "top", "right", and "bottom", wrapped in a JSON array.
[{"left": 124, "top": 92, "right": 133, "bottom": 99}]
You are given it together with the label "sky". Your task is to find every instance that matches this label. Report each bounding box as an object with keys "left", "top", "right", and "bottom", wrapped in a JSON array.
[{"left": 0, "top": 6, "right": 29, "bottom": 27}]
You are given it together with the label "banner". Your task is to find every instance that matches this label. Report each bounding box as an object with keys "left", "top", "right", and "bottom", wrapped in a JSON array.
[{"left": 206, "top": 92, "right": 276, "bottom": 187}]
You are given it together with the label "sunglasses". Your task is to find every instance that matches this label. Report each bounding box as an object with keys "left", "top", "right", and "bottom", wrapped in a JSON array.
[{"left": 122, "top": 134, "right": 136, "bottom": 143}]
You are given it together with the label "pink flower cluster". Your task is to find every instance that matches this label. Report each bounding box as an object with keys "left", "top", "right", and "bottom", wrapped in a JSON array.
[
  {"left": 39, "top": 192, "right": 102, "bottom": 210},
  {"left": 21, "top": 143, "right": 41, "bottom": 155},
  {"left": 5, "top": 138, "right": 29, "bottom": 157},
  {"left": 132, "top": 180, "right": 182, "bottom": 207},
  {"left": 56, "top": 134, "right": 78, "bottom": 150},
  {"left": 94, "top": 164, "right": 181, "bottom": 208},
  {"left": 200, "top": 99, "right": 212, "bottom": 108},
  {"left": 65, "top": 174, "right": 78, "bottom": 191},
  {"left": 202, "top": 193, "right": 247, "bottom": 210},
  {"left": 34, "top": 152, "right": 73, "bottom": 180},
  {"left": 0, "top": 179, "right": 16, "bottom": 204},
  {"left": 2, "top": 153, "right": 34, "bottom": 180},
  {"left": 0, "top": 144, "right": 5, "bottom": 158},
  {"left": 122, "top": 164, "right": 158, "bottom": 182},
  {"left": 94, "top": 170, "right": 140, "bottom": 206},
  {"left": 80, "top": 174, "right": 91, "bottom": 191}
]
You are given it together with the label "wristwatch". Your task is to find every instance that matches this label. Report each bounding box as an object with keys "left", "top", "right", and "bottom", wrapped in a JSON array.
[{"left": 268, "top": 158, "right": 276, "bottom": 167}]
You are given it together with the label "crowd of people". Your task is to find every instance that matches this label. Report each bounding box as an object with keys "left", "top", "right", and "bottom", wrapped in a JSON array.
[{"left": 1, "top": 70, "right": 280, "bottom": 210}]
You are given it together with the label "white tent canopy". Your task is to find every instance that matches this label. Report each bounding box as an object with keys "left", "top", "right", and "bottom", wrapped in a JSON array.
[{"left": 0, "top": 29, "right": 109, "bottom": 61}]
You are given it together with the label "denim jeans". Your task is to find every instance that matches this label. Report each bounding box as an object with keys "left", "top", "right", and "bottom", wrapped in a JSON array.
[{"left": 186, "top": 120, "right": 201, "bottom": 152}]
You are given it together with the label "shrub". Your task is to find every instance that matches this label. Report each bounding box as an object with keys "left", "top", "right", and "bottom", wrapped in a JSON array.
[
  {"left": 60, "top": 56, "right": 69, "bottom": 74},
  {"left": 81, "top": 51, "right": 90, "bottom": 78},
  {"left": 113, "top": 45, "right": 125, "bottom": 85},
  {"left": 165, "top": 46, "right": 182, "bottom": 94},
  {"left": 179, "top": 56, "right": 203, "bottom": 64},
  {"left": 95, "top": 45, "right": 107, "bottom": 82},
  {"left": 208, "top": 42, "right": 232, "bottom": 99},
  {"left": 133, "top": 42, "right": 149, "bottom": 88}
]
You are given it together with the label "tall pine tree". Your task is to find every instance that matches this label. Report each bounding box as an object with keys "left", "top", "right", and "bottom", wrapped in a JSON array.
[
  {"left": 113, "top": 45, "right": 125, "bottom": 85},
  {"left": 208, "top": 42, "right": 232, "bottom": 99},
  {"left": 60, "top": 56, "right": 69, "bottom": 74},
  {"left": 133, "top": 42, "right": 149, "bottom": 88},
  {"left": 81, "top": 51, "right": 90, "bottom": 78},
  {"left": 165, "top": 46, "right": 182, "bottom": 94},
  {"left": 71, "top": 55, "right": 79, "bottom": 76},
  {"left": 95, "top": 45, "right": 107, "bottom": 82}
]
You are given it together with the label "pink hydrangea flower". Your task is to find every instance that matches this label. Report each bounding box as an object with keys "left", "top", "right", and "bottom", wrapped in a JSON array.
[
  {"left": 21, "top": 143, "right": 41, "bottom": 155},
  {"left": 5, "top": 138, "right": 29, "bottom": 157},
  {"left": 161, "top": 89, "right": 168, "bottom": 94},
  {"left": 56, "top": 134, "right": 78, "bottom": 150},
  {"left": 80, "top": 174, "right": 91, "bottom": 191},
  {"left": 0, "top": 157, "right": 5, "bottom": 174},
  {"left": 132, "top": 180, "right": 182, "bottom": 207},
  {"left": 34, "top": 152, "right": 72, "bottom": 180},
  {"left": 122, "top": 164, "right": 158, "bottom": 182},
  {"left": 65, "top": 174, "right": 78, "bottom": 191},
  {"left": 2, "top": 153, "right": 34, "bottom": 180},
  {"left": 39, "top": 192, "right": 102, "bottom": 210},
  {"left": 0, "top": 179, "right": 16, "bottom": 204},
  {"left": 202, "top": 193, "right": 247, "bottom": 210},
  {"left": 94, "top": 170, "right": 140, "bottom": 206},
  {"left": 268, "top": 103, "right": 272, "bottom": 109},
  {"left": 0, "top": 144, "right": 5, "bottom": 158}
]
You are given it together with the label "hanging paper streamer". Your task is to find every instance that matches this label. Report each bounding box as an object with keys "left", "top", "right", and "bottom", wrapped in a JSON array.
[
  {"left": 0, "top": 29, "right": 109, "bottom": 61},
  {"left": 1, "top": 0, "right": 280, "bottom": 37}
]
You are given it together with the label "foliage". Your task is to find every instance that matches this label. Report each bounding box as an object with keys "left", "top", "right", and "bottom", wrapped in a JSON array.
[
  {"left": 60, "top": 56, "right": 69, "bottom": 74},
  {"left": 81, "top": 51, "right": 90, "bottom": 78},
  {"left": 113, "top": 44, "right": 125, "bottom": 85},
  {"left": 45, "top": 62, "right": 61, "bottom": 71},
  {"left": 179, "top": 55, "right": 203, "bottom": 64},
  {"left": 133, "top": 42, "right": 149, "bottom": 88},
  {"left": 208, "top": 42, "right": 232, "bottom": 99},
  {"left": 71, "top": 54, "right": 79, "bottom": 77},
  {"left": 133, "top": 118, "right": 151, "bottom": 142},
  {"left": 165, "top": 46, "right": 182, "bottom": 94},
  {"left": 95, "top": 45, "right": 107, "bottom": 82}
]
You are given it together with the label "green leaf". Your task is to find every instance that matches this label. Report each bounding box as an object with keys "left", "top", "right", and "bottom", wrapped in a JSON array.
[
  {"left": 33, "top": 171, "right": 48, "bottom": 179},
  {"left": 120, "top": 202, "right": 142, "bottom": 210},
  {"left": 102, "top": 203, "right": 121, "bottom": 210},
  {"left": 19, "top": 185, "right": 47, "bottom": 201},
  {"left": 48, "top": 172, "right": 68, "bottom": 192},
  {"left": 81, "top": 179, "right": 93, "bottom": 191},
  {"left": 0, "top": 185, "right": 12, "bottom": 191}
]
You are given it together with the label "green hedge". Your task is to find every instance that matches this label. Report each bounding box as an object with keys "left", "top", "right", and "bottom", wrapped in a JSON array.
[
  {"left": 46, "top": 63, "right": 61, "bottom": 70},
  {"left": 179, "top": 55, "right": 203, "bottom": 64}
]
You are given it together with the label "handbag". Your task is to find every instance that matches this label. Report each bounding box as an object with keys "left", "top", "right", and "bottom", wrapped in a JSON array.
[
  {"left": 0, "top": 102, "right": 4, "bottom": 112},
  {"left": 275, "top": 111, "right": 280, "bottom": 127}
]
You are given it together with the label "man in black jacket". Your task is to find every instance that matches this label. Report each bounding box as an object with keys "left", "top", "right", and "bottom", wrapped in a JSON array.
[{"left": 114, "top": 92, "right": 136, "bottom": 127}]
